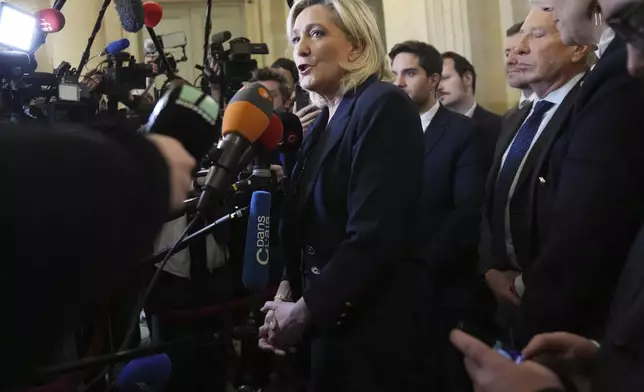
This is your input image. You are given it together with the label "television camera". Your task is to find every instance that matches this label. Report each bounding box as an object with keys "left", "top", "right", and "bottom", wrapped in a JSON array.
[{"left": 201, "top": 31, "right": 269, "bottom": 104}]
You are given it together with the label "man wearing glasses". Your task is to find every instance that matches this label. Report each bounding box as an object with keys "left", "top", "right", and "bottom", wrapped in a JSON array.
[{"left": 448, "top": 1, "right": 644, "bottom": 391}]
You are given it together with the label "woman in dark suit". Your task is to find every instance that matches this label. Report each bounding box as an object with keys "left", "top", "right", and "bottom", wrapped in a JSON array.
[{"left": 258, "top": 0, "right": 429, "bottom": 390}]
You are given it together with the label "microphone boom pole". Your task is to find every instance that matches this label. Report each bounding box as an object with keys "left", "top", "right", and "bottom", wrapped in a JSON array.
[{"left": 76, "top": 0, "right": 112, "bottom": 77}]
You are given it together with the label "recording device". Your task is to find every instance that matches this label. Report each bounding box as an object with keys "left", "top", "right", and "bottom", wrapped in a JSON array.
[
  {"left": 116, "top": 354, "right": 172, "bottom": 392},
  {"left": 206, "top": 31, "right": 269, "bottom": 102},
  {"left": 277, "top": 110, "right": 303, "bottom": 153},
  {"left": 242, "top": 191, "right": 272, "bottom": 290},
  {"left": 143, "top": 81, "right": 220, "bottom": 160},
  {"left": 197, "top": 83, "right": 275, "bottom": 212}
]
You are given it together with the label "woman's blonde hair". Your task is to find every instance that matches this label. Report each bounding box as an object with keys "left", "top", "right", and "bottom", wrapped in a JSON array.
[{"left": 287, "top": 0, "right": 393, "bottom": 107}]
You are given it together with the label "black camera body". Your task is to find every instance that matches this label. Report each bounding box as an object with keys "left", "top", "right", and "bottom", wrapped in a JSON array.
[{"left": 209, "top": 35, "right": 269, "bottom": 103}]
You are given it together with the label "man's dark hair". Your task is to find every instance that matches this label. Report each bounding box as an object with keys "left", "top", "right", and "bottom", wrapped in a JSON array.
[
  {"left": 271, "top": 57, "right": 299, "bottom": 83},
  {"left": 249, "top": 67, "right": 292, "bottom": 100},
  {"left": 506, "top": 21, "right": 524, "bottom": 37},
  {"left": 388, "top": 40, "right": 443, "bottom": 77},
  {"left": 441, "top": 51, "right": 477, "bottom": 94}
]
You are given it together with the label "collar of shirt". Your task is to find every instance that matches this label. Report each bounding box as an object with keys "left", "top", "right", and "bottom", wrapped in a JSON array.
[
  {"left": 596, "top": 28, "right": 616, "bottom": 60},
  {"left": 420, "top": 100, "right": 440, "bottom": 132},
  {"left": 465, "top": 101, "right": 478, "bottom": 118},
  {"left": 532, "top": 71, "right": 585, "bottom": 110},
  {"left": 519, "top": 91, "right": 536, "bottom": 105}
]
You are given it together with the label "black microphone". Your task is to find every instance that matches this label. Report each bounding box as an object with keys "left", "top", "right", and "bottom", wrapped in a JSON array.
[
  {"left": 113, "top": 0, "right": 145, "bottom": 33},
  {"left": 211, "top": 30, "right": 232, "bottom": 45},
  {"left": 276, "top": 110, "right": 303, "bottom": 176},
  {"left": 142, "top": 82, "right": 221, "bottom": 161}
]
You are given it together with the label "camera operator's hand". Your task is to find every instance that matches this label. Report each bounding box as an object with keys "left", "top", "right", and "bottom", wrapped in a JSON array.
[
  {"left": 147, "top": 134, "right": 196, "bottom": 211},
  {"left": 270, "top": 165, "right": 285, "bottom": 183}
]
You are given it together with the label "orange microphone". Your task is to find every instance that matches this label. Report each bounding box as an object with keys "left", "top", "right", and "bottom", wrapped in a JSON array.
[{"left": 197, "top": 82, "right": 275, "bottom": 211}]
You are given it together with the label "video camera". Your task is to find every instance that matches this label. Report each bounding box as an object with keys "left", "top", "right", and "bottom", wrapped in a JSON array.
[{"left": 207, "top": 31, "right": 269, "bottom": 103}]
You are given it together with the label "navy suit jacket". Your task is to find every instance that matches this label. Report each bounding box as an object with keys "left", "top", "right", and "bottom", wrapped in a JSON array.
[
  {"left": 281, "top": 75, "right": 427, "bottom": 332},
  {"left": 472, "top": 105, "right": 502, "bottom": 162},
  {"left": 413, "top": 105, "right": 490, "bottom": 310},
  {"left": 516, "top": 37, "right": 644, "bottom": 345}
]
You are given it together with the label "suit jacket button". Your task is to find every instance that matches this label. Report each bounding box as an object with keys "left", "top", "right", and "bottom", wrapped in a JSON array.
[
  {"left": 336, "top": 321, "right": 343, "bottom": 326},
  {"left": 340, "top": 313, "right": 348, "bottom": 318},
  {"left": 539, "top": 176, "right": 546, "bottom": 184},
  {"left": 345, "top": 302, "right": 353, "bottom": 308},
  {"left": 311, "top": 266, "right": 320, "bottom": 275},
  {"left": 305, "top": 246, "right": 316, "bottom": 255}
]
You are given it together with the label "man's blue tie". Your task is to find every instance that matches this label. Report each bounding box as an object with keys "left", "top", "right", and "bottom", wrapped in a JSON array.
[{"left": 491, "top": 100, "right": 554, "bottom": 260}]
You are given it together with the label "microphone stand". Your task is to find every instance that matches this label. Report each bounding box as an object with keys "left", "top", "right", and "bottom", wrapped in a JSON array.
[
  {"left": 144, "top": 206, "right": 248, "bottom": 266},
  {"left": 76, "top": 0, "right": 112, "bottom": 78},
  {"left": 203, "top": 0, "right": 212, "bottom": 71}
]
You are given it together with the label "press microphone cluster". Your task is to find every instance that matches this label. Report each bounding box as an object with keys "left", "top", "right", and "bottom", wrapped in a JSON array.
[{"left": 197, "top": 82, "right": 281, "bottom": 212}]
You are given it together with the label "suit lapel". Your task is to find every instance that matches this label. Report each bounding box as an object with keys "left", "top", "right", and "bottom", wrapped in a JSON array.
[
  {"left": 423, "top": 105, "right": 449, "bottom": 157},
  {"left": 515, "top": 79, "right": 582, "bottom": 190},
  {"left": 293, "top": 77, "right": 378, "bottom": 218}
]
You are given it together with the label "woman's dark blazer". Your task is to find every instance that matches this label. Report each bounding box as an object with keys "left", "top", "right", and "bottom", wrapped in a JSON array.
[{"left": 281, "top": 74, "right": 427, "bottom": 332}]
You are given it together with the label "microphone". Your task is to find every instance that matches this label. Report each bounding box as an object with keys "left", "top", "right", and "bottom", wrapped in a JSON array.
[
  {"left": 277, "top": 111, "right": 303, "bottom": 152},
  {"left": 276, "top": 111, "right": 303, "bottom": 176},
  {"left": 197, "top": 82, "right": 275, "bottom": 211},
  {"left": 100, "top": 38, "right": 130, "bottom": 56},
  {"left": 143, "top": 82, "right": 220, "bottom": 160},
  {"left": 211, "top": 30, "right": 232, "bottom": 45},
  {"left": 232, "top": 114, "right": 284, "bottom": 192},
  {"left": 242, "top": 191, "right": 271, "bottom": 290},
  {"left": 113, "top": 0, "right": 145, "bottom": 33},
  {"left": 35, "top": 8, "right": 65, "bottom": 33},
  {"left": 116, "top": 354, "right": 172, "bottom": 392},
  {"left": 142, "top": 2, "right": 176, "bottom": 79},
  {"left": 144, "top": 38, "right": 157, "bottom": 54}
]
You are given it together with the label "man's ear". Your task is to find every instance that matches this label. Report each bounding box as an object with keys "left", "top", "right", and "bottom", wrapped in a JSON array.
[
  {"left": 429, "top": 73, "right": 442, "bottom": 90},
  {"left": 462, "top": 70, "right": 474, "bottom": 89},
  {"left": 571, "top": 44, "right": 594, "bottom": 65}
]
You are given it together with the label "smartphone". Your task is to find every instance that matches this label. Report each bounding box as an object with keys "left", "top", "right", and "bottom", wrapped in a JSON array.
[{"left": 295, "top": 84, "right": 311, "bottom": 111}]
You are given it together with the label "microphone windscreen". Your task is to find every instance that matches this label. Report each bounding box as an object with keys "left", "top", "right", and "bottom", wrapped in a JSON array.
[
  {"left": 106, "top": 38, "right": 130, "bottom": 55},
  {"left": 222, "top": 82, "right": 274, "bottom": 143},
  {"left": 143, "top": 38, "right": 156, "bottom": 54},
  {"left": 35, "top": 8, "right": 65, "bottom": 33},
  {"left": 277, "top": 111, "right": 303, "bottom": 152},
  {"left": 113, "top": 0, "right": 145, "bottom": 32},
  {"left": 144, "top": 83, "right": 220, "bottom": 160},
  {"left": 117, "top": 354, "right": 172, "bottom": 392},
  {"left": 243, "top": 191, "right": 271, "bottom": 291},
  {"left": 211, "top": 30, "right": 231, "bottom": 44},
  {"left": 257, "top": 113, "right": 283, "bottom": 151},
  {"left": 143, "top": 2, "right": 163, "bottom": 28}
]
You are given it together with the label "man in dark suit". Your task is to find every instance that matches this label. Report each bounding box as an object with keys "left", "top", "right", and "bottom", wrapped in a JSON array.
[
  {"left": 479, "top": 8, "right": 591, "bottom": 346},
  {"left": 515, "top": 31, "right": 644, "bottom": 347},
  {"left": 389, "top": 40, "right": 493, "bottom": 392},
  {"left": 439, "top": 51, "right": 502, "bottom": 159}
]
